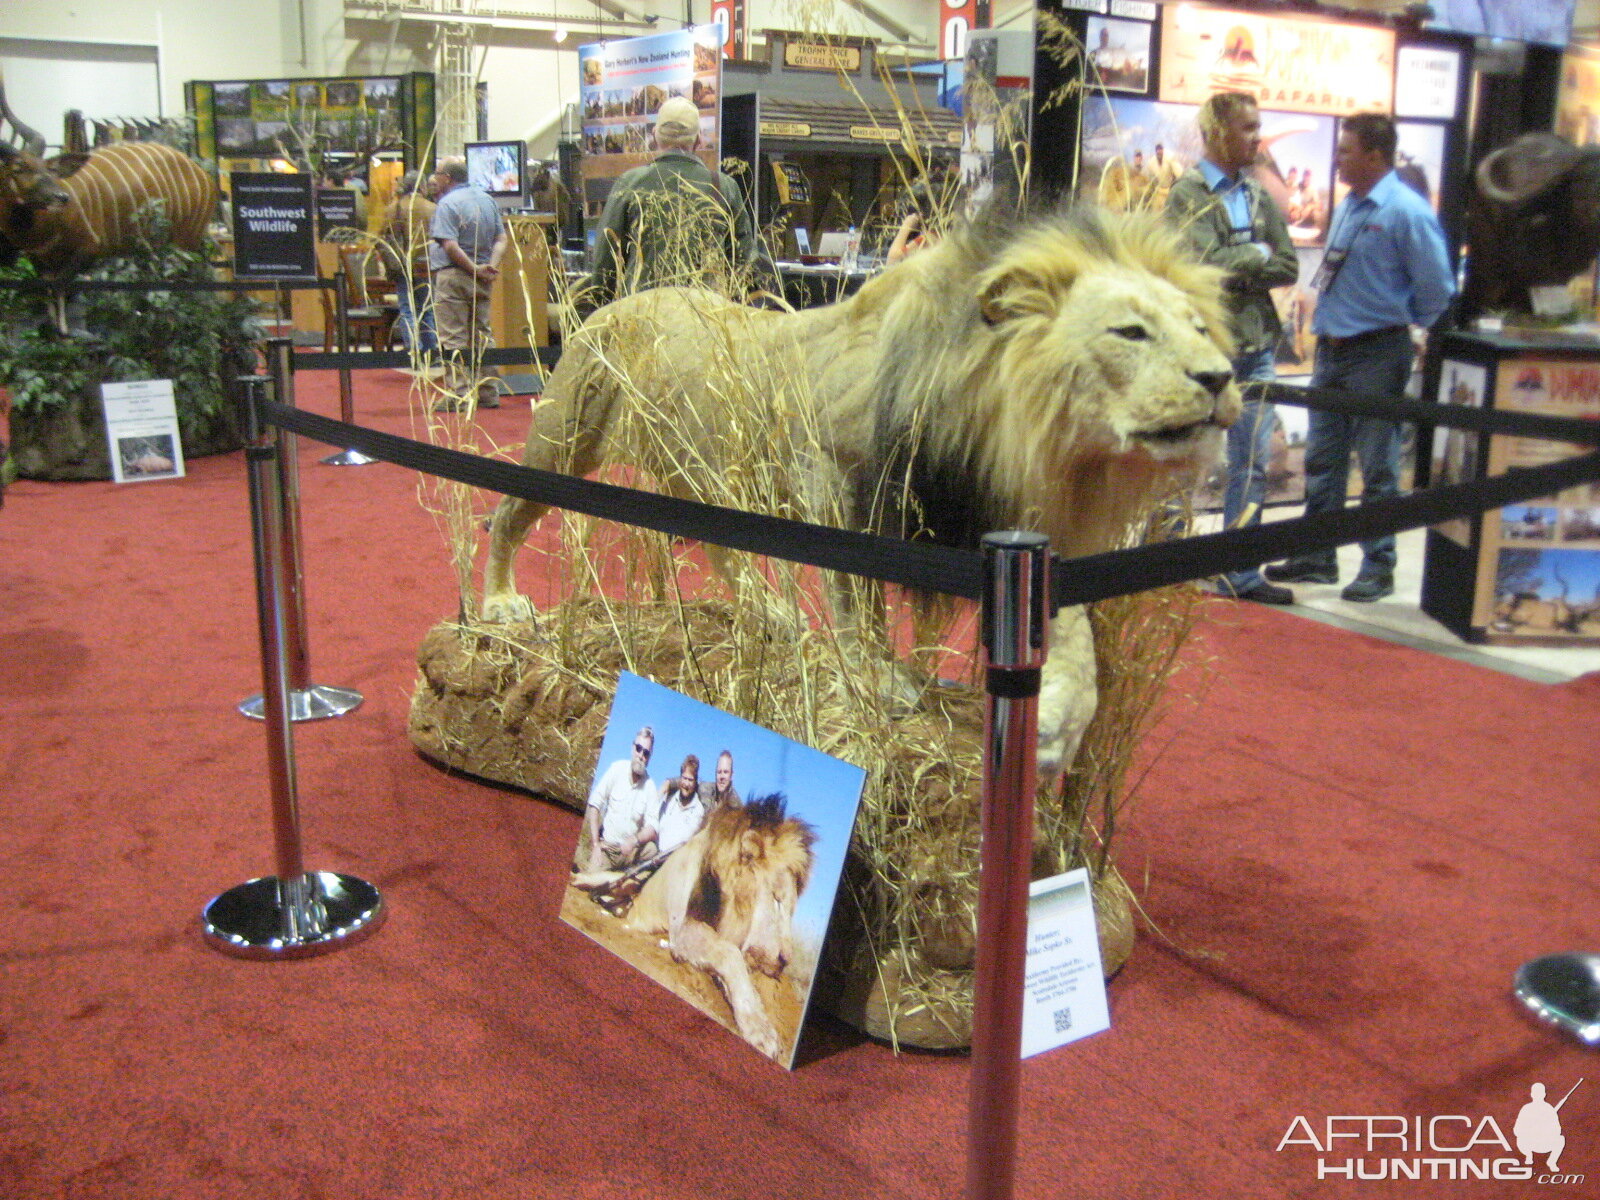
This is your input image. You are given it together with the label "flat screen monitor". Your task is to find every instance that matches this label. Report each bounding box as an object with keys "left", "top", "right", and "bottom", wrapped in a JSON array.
[
  {"left": 1428, "top": 0, "right": 1575, "bottom": 46},
  {"left": 463, "top": 140, "right": 526, "bottom": 199}
]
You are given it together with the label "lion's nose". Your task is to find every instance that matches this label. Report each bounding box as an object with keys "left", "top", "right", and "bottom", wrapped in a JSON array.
[{"left": 1190, "top": 370, "right": 1232, "bottom": 398}]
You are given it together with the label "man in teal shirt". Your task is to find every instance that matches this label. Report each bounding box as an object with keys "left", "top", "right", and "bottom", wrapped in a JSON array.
[{"left": 1166, "top": 91, "right": 1299, "bottom": 604}]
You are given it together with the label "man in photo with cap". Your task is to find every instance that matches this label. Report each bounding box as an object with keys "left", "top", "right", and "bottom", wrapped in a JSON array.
[{"left": 587, "top": 96, "right": 760, "bottom": 305}]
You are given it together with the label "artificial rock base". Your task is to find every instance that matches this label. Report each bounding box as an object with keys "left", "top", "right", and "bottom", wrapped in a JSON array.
[{"left": 408, "top": 605, "right": 1135, "bottom": 1050}]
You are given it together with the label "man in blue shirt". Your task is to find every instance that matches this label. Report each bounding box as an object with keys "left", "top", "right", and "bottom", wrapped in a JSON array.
[
  {"left": 1266, "top": 112, "right": 1455, "bottom": 602},
  {"left": 1166, "top": 91, "right": 1300, "bottom": 604},
  {"left": 429, "top": 156, "right": 507, "bottom": 411}
]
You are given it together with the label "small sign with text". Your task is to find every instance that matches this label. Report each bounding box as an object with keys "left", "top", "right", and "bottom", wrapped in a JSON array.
[{"left": 1021, "top": 868, "right": 1110, "bottom": 1057}]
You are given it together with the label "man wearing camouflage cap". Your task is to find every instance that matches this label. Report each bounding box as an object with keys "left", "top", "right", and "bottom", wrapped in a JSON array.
[{"left": 587, "top": 95, "right": 759, "bottom": 304}]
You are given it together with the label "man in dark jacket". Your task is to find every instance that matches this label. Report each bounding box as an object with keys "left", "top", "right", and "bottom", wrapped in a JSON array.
[
  {"left": 1165, "top": 91, "right": 1299, "bottom": 604},
  {"left": 587, "top": 96, "right": 759, "bottom": 305}
]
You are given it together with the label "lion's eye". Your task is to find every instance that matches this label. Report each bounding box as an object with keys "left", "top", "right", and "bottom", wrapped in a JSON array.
[{"left": 1109, "top": 324, "right": 1150, "bottom": 341}]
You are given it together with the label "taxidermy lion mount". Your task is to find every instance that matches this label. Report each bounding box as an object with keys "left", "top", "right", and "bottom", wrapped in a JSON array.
[
  {"left": 480, "top": 207, "right": 1240, "bottom": 776},
  {"left": 413, "top": 207, "right": 1238, "bottom": 1047}
]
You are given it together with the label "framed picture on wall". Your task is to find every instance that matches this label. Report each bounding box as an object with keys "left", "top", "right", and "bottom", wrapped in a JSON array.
[
  {"left": 1086, "top": 17, "right": 1153, "bottom": 94},
  {"left": 1078, "top": 95, "right": 1199, "bottom": 210}
]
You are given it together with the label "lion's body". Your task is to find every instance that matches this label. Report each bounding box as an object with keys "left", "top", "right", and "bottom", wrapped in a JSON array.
[
  {"left": 483, "top": 208, "right": 1239, "bottom": 772},
  {"left": 620, "top": 796, "right": 816, "bottom": 1059}
]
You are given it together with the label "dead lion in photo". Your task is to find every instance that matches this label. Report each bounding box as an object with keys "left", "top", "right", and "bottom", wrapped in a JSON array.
[{"left": 581, "top": 794, "right": 817, "bottom": 1061}]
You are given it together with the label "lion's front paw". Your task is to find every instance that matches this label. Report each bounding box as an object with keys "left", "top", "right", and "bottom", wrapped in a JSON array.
[
  {"left": 738, "top": 1008, "right": 783, "bottom": 1060},
  {"left": 1035, "top": 732, "right": 1067, "bottom": 788},
  {"left": 480, "top": 591, "right": 536, "bottom": 624}
]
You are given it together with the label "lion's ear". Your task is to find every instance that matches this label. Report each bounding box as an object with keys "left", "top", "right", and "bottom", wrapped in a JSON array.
[
  {"left": 739, "top": 829, "right": 763, "bottom": 863},
  {"left": 977, "top": 263, "right": 1068, "bottom": 326}
]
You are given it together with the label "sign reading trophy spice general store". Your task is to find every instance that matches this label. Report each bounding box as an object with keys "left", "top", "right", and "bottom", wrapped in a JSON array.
[{"left": 1159, "top": 6, "right": 1395, "bottom": 116}]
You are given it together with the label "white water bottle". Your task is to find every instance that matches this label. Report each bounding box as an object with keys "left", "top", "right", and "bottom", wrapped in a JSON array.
[{"left": 841, "top": 225, "right": 860, "bottom": 272}]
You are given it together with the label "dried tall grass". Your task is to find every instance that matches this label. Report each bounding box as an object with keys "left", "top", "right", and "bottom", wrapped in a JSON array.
[{"left": 405, "top": 17, "right": 1211, "bottom": 1044}]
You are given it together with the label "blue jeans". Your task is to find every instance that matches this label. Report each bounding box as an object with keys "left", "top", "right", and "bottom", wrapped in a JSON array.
[
  {"left": 395, "top": 275, "right": 437, "bottom": 354},
  {"left": 1222, "top": 346, "right": 1277, "bottom": 594},
  {"left": 1301, "top": 329, "right": 1413, "bottom": 575}
]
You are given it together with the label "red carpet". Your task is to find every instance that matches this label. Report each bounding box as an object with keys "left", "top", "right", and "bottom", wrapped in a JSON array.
[{"left": 2, "top": 367, "right": 1597, "bottom": 1199}]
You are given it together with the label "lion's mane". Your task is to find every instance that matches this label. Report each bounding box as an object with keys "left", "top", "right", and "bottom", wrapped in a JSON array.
[
  {"left": 857, "top": 207, "right": 1235, "bottom": 554},
  {"left": 688, "top": 793, "right": 817, "bottom": 934}
]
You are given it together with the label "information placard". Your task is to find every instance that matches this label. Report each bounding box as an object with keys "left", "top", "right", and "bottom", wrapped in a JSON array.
[
  {"left": 1021, "top": 868, "right": 1110, "bottom": 1058},
  {"left": 101, "top": 379, "right": 185, "bottom": 484},
  {"left": 314, "top": 186, "right": 359, "bottom": 234},
  {"left": 1394, "top": 45, "right": 1462, "bottom": 119},
  {"left": 231, "top": 172, "right": 316, "bottom": 279}
]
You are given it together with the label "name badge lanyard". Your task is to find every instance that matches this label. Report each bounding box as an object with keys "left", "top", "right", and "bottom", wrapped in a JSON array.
[{"left": 1312, "top": 201, "right": 1369, "bottom": 292}]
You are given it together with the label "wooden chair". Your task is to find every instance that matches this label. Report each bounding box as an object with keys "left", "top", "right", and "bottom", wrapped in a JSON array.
[{"left": 319, "top": 244, "right": 399, "bottom": 351}]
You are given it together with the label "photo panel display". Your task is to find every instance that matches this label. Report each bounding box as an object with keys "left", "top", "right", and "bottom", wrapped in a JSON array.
[
  {"left": 1474, "top": 359, "right": 1600, "bottom": 640},
  {"left": 1078, "top": 95, "right": 1199, "bottom": 210},
  {"left": 561, "top": 672, "right": 866, "bottom": 1068},
  {"left": 1255, "top": 110, "right": 1334, "bottom": 246},
  {"left": 1086, "top": 16, "right": 1152, "bottom": 94},
  {"left": 1395, "top": 120, "right": 1448, "bottom": 213},
  {"left": 210, "top": 75, "right": 405, "bottom": 158},
  {"left": 1431, "top": 359, "right": 1488, "bottom": 545},
  {"left": 1271, "top": 246, "right": 1323, "bottom": 379},
  {"left": 577, "top": 26, "right": 723, "bottom": 211}
]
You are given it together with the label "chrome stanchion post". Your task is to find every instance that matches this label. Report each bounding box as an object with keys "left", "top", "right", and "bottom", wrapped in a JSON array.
[
  {"left": 204, "top": 375, "right": 384, "bottom": 960},
  {"left": 321, "top": 268, "right": 376, "bottom": 467},
  {"left": 1514, "top": 953, "right": 1600, "bottom": 1046},
  {"left": 237, "top": 339, "right": 363, "bottom": 721},
  {"left": 966, "top": 531, "right": 1050, "bottom": 1200}
]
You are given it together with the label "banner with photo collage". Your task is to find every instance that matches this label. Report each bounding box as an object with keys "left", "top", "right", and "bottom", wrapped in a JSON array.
[
  {"left": 577, "top": 26, "right": 724, "bottom": 212},
  {"left": 1472, "top": 360, "right": 1600, "bottom": 641}
]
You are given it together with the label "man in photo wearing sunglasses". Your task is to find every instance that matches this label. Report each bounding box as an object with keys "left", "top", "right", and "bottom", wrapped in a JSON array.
[{"left": 581, "top": 726, "right": 658, "bottom": 872}]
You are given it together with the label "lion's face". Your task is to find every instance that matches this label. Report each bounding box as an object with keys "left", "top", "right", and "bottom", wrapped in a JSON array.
[
  {"left": 1049, "top": 265, "right": 1240, "bottom": 461},
  {"left": 705, "top": 811, "right": 815, "bottom": 979},
  {"left": 980, "top": 256, "right": 1240, "bottom": 473}
]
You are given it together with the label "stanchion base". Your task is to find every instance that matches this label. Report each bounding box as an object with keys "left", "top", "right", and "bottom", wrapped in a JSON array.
[
  {"left": 238, "top": 684, "right": 364, "bottom": 721},
  {"left": 321, "top": 448, "right": 377, "bottom": 466},
  {"left": 1514, "top": 953, "right": 1600, "bottom": 1046},
  {"left": 203, "top": 871, "right": 385, "bottom": 960}
]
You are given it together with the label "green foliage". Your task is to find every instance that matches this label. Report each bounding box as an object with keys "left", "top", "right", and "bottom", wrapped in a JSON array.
[{"left": 0, "top": 204, "right": 257, "bottom": 419}]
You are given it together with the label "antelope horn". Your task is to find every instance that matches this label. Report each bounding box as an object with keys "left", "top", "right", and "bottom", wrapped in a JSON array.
[{"left": 1477, "top": 132, "right": 1583, "bottom": 205}]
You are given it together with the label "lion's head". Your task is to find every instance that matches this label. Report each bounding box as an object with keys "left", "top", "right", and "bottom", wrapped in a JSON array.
[
  {"left": 866, "top": 208, "right": 1241, "bottom": 556},
  {"left": 689, "top": 793, "right": 816, "bottom": 978}
]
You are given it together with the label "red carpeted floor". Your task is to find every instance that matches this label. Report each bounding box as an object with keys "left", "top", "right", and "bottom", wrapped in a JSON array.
[{"left": 2, "top": 367, "right": 1597, "bottom": 1200}]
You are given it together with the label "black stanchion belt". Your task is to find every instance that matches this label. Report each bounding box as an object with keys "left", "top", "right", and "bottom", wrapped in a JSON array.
[
  {"left": 262, "top": 400, "right": 985, "bottom": 599},
  {"left": 261, "top": 397, "right": 1600, "bottom": 612},
  {"left": 0, "top": 277, "right": 331, "bottom": 292},
  {"left": 290, "top": 346, "right": 563, "bottom": 373}
]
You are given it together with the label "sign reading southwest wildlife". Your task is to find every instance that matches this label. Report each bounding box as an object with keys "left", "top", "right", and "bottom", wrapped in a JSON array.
[
  {"left": 230, "top": 172, "right": 316, "bottom": 279},
  {"left": 1158, "top": 5, "right": 1395, "bottom": 117},
  {"left": 577, "top": 25, "right": 723, "bottom": 203}
]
